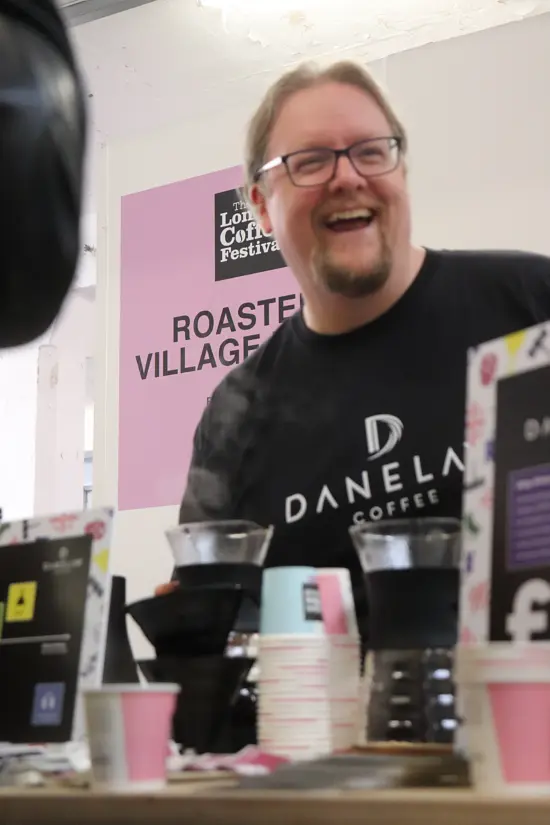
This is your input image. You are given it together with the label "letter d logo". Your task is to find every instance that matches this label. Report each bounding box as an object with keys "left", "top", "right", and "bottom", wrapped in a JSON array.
[{"left": 364, "top": 414, "right": 404, "bottom": 461}]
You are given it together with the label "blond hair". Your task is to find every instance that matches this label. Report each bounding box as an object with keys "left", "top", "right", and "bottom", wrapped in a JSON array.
[{"left": 243, "top": 60, "right": 407, "bottom": 200}]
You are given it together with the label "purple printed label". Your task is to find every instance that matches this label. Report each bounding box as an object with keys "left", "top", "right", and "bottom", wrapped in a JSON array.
[
  {"left": 31, "top": 683, "right": 65, "bottom": 727},
  {"left": 507, "top": 464, "right": 550, "bottom": 569}
]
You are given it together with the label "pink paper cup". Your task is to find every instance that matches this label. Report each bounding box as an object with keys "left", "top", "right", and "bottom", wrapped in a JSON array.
[
  {"left": 84, "top": 684, "right": 180, "bottom": 792},
  {"left": 456, "top": 643, "right": 550, "bottom": 794}
]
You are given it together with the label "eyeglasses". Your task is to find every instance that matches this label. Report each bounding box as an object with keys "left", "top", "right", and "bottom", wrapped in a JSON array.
[{"left": 254, "top": 137, "right": 402, "bottom": 188}]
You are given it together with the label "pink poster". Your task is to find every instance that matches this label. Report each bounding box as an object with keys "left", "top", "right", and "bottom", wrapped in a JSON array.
[{"left": 119, "top": 165, "right": 298, "bottom": 511}]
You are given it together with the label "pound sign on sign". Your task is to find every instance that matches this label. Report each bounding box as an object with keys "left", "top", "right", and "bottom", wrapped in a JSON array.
[{"left": 506, "top": 579, "right": 550, "bottom": 641}]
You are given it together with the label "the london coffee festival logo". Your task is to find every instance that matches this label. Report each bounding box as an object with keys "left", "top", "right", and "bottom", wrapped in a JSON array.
[{"left": 214, "top": 188, "right": 286, "bottom": 281}]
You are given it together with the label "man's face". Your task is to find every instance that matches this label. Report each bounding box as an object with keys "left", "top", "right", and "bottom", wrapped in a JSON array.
[{"left": 252, "top": 82, "right": 411, "bottom": 299}]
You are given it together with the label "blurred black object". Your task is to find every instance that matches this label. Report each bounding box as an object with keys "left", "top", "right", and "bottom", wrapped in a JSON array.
[
  {"left": 0, "top": 0, "right": 87, "bottom": 347},
  {"left": 223, "top": 679, "right": 257, "bottom": 753},
  {"left": 168, "top": 520, "right": 270, "bottom": 635},
  {"left": 235, "top": 752, "right": 470, "bottom": 790},
  {"left": 232, "top": 596, "right": 260, "bottom": 635},
  {"left": 363, "top": 648, "right": 456, "bottom": 744},
  {"left": 102, "top": 576, "right": 139, "bottom": 684},
  {"left": 175, "top": 563, "right": 261, "bottom": 634},
  {"left": 175, "top": 562, "right": 262, "bottom": 603},
  {"left": 128, "top": 578, "right": 259, "bottom": 753},
  {"left": 126, "top": 584, "right": 244, "bottom": 658},
  {"left": 137, "top": 654, "right": 253, "bottom": 754}
]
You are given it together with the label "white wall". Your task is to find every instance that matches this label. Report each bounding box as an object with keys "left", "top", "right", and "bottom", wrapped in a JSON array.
[
  {"left": 93, "top": 14, "right": 550, "bottom": 657},
  {"left": 0, "top": 215, "right": 97, "bottom": 523},
  {"left": 74, "top": 0, "right": 550, "bottom": 216},
  {"left": 34, "top": 288, "right": 96, "bottom": 516},
  {"left": 392, "top": 18, "right": 550, "bottom": 256},
  {"left": 85, "top": 403, "right": 95, "bottom": 454},
  {"left": 0, "top": 342, "right": 42, "bottom": 521}
]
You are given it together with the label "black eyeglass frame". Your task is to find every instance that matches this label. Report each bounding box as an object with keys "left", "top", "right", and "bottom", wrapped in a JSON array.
[{"left": 253, "top": 136, "right": 403, "bottom": 186}]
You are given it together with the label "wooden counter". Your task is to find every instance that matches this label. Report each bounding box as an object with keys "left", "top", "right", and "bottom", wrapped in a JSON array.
[{"left": 0, "top": 782, "right": 548, "bottom": 825}]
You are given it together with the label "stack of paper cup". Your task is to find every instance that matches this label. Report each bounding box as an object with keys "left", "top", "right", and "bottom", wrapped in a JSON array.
[
  {"left": 456, "top": 642, "right": 550, "bottom": 794},
  {"left": 257, "top": 567, "right": 360, "bottom": 760}
]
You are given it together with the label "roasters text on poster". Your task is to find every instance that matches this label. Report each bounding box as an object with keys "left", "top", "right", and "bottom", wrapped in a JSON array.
[{"left": 135, "top": 292, "right": 304, "bottom": 380}]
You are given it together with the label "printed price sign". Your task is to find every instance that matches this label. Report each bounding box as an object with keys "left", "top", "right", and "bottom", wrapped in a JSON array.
[{"left": 490, "top": 365, "right": 550, "bottom": 641}]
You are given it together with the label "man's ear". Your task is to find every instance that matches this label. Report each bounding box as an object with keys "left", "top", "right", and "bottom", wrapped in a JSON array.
[{"left": 249, "top": 183, "right": 273, "bottom": 236}]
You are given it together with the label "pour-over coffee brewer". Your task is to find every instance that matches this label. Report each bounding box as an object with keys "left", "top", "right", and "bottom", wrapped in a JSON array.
[
  {"left": 128, "top": 520, "right": 273, "bottom": 753},
  {"left": 350, "top": 517, "right": 461, "bottom": 745},
  {"left": 166, "top": 520, "right": 272, "bottom": 635}
]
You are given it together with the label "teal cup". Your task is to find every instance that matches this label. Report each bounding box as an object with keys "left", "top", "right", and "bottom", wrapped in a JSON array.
[{"left": 260, "top": 566, "right": 325, "bottom": 636}]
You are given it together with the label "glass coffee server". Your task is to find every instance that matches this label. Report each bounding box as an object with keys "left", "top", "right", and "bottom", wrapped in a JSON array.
[{"left": 350, "top": 518, "right": 461, "bottom": 745}]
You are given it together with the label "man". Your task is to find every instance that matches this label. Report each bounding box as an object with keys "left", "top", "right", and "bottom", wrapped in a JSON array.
[
  {"left": 0, "top": 0, "right": 86, "bottom": 347},
  {"left": 157, "top": 60, "right": 550, "bottom": 627}
]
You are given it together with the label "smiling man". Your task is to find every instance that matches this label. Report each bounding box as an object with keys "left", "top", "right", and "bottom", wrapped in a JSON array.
[
  {"left": 158, "top": 60, "right": 550, "bottom": 630},
  {"left": 248, "top": 69, "right": 423, "bottom": 336}
]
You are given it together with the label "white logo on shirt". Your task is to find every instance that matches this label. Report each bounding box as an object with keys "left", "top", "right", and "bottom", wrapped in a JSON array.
[
  {"left": 284, "top": 413, "right": 464, "bottom": 525},
  {"left": 365, "top": 414, "right": 404, "bottom": 460}
]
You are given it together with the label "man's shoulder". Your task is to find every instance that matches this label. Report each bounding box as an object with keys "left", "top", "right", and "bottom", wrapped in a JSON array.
[
  {"left": 209, "top": 315, "right": 296, "bottom": 400},
  {"left": 199, "top": 314, "right": 297, "bottom": 436},
  {"left": 434, "top": 248, "right": 550, "bottom": 324},
  {"left": 437, "top": 247, "right": 550, "bottom": 283}
]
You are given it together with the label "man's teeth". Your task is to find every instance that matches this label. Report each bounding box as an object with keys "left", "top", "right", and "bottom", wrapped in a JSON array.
[{"left": 326, "top": 209, "right": 374, "bottom": 224}]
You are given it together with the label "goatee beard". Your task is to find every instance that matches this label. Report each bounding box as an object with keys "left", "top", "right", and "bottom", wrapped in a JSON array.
[{"left": 312, "top": 240, "right": 392, "bottom": 299}]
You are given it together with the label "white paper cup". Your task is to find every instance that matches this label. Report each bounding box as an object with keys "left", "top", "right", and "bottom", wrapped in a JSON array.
[
  {"left": 84, "top": 684, "right": 180, "bottom": 792},
  {"left": 456, "top": 643, "right": 550, "bottom": 794},
  {"left": 259, "top": 634, "right": 358, "bottom": 648},
  {"left": 260, "top": 740, "right": 330, "bottom": 761},
  {"left": 258, "top": 633, "right": 360, "bottom": 758}
]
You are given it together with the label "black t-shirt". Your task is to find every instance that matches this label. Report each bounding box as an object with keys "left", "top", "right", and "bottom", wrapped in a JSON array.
[{"left": 179, "top": 248, "right": 550, "bottom": 628}]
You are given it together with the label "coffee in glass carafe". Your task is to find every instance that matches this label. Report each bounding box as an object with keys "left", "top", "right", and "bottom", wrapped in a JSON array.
[{"left": 350, "top": 517, "right": 461, "bottom": 744}]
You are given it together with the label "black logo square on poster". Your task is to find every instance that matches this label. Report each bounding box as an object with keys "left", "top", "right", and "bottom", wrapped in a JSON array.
[
  {"left": 490, "top": 364, "right": 550, "bottom": 641},
  {"left": 214, "top": 188, "right": 286, "bottom": 281}
]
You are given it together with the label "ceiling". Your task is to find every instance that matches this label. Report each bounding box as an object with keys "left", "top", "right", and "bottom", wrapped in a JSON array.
[
  {"left": 71, "top": 0, "right": 550, "bottom": 210},
  {"left": 58, "top": 0, "right": 157, "bottom": 26},
  {"left": 73, "top": 0, "right": 550, "bottom": 139}
]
